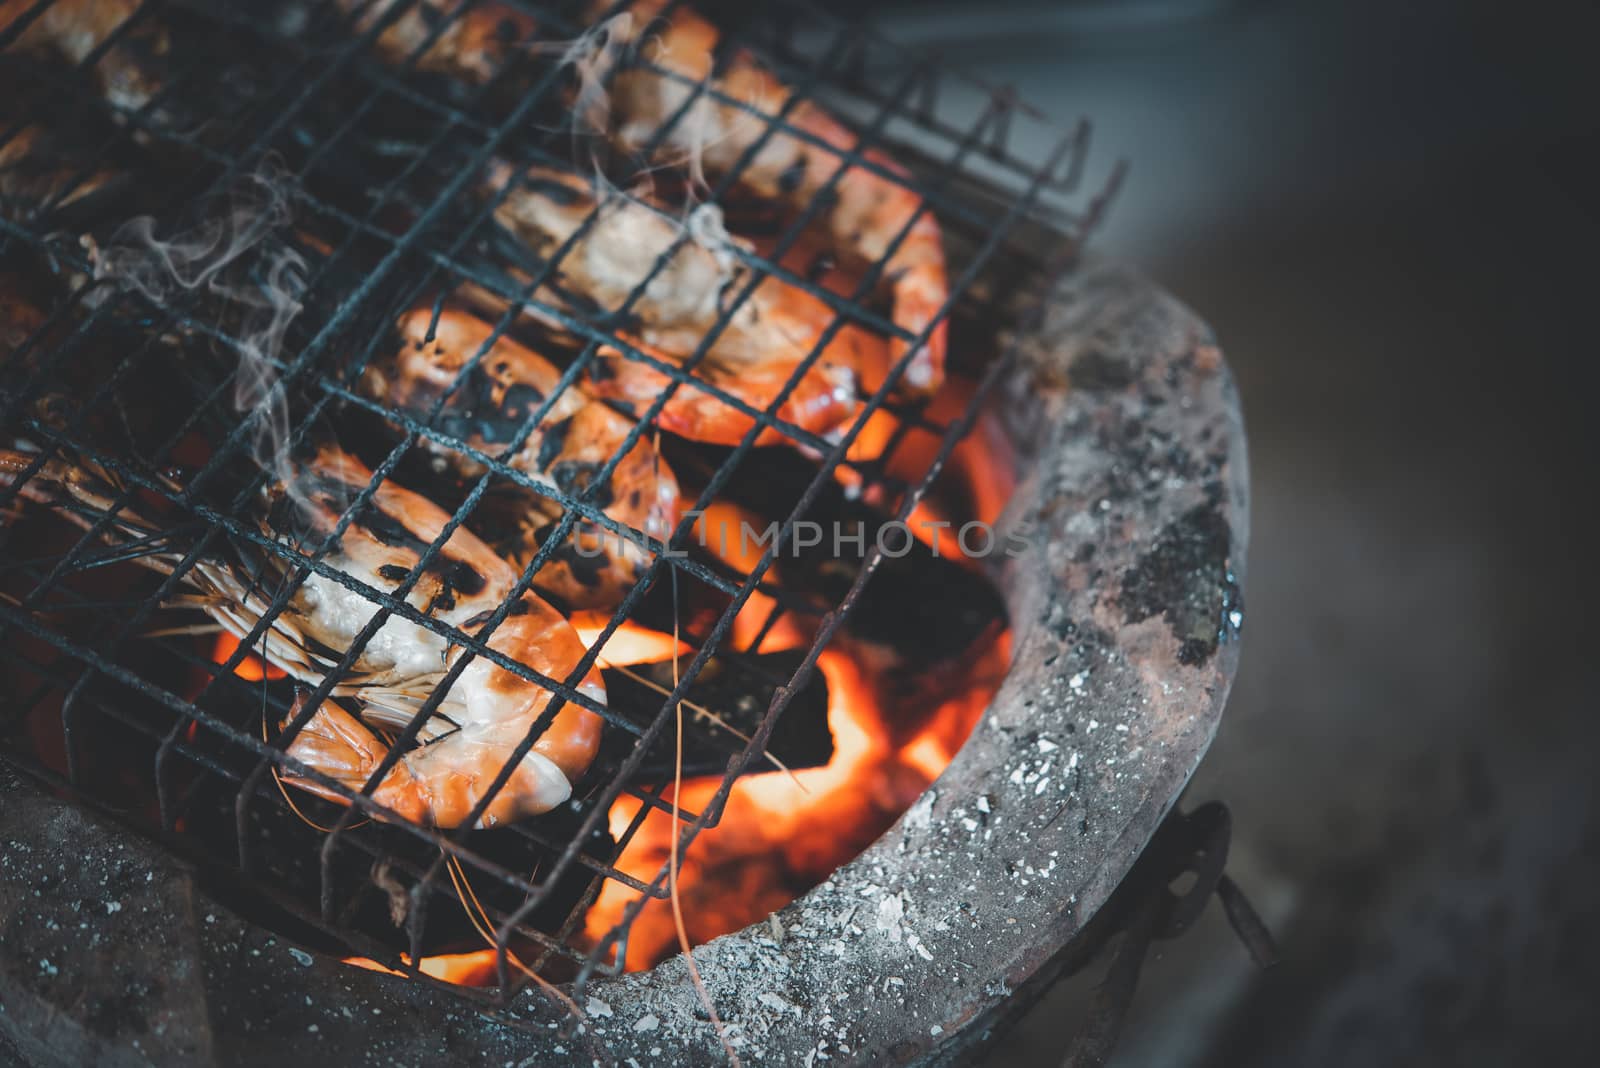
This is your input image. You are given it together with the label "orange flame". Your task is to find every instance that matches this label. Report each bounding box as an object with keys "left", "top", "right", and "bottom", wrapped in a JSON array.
[
  {"left": 343, "top": 951, "right": 499, "bottom": 986},
  {"left": 323, "top": 373, "right": 1014, "bottom": 985},
  {"left": 583, "top": 628, "right": 1009, "bottom": 971},
  {"left": 694, "top": 501, "right": 808, "bottom": 654},
  {"left": 210, "top": 631, "right": 286, "bottom": 681},
  {"left": 576, "top": 385, "right": 1015, "bottom": 971},
  {"left": 571, "top": 613, "right": 693, "bottom": 665},
  {"left": 842, "top": 383, "right": 1016, "bottom": 558}
]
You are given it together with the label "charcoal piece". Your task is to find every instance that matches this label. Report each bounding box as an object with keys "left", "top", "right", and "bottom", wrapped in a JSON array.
[
  {"left": 670, "top": 442, "right": 1008, "bottom": 663},
  {"left": 596, "top": 649, "right": 832, "bottom": 782}
]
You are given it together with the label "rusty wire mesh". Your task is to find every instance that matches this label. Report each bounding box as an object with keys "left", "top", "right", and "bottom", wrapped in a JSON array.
[{"left": 0, "top": 0, "right": 1112, "bottom": 1002}]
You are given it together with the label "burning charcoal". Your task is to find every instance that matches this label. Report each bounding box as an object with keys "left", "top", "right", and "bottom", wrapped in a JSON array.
[
  {"left": 670, "top": 442, "right": 1009, "bottom": 664},
  {"left": 598, "top": 649, "right": 832, "bottom": 781}
]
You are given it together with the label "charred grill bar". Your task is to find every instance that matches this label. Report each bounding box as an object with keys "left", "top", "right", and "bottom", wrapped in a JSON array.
[{"left": 0, "top": 0, "right": 1249, "bottom": 1064}]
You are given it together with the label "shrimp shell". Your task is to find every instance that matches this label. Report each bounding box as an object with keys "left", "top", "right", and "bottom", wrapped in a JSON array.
[
  {"left": 333, "top": 0, "right": 536, "bottom": 84},
  {"left": 0, "top": 0, "right": 169, "bottom": 111},
  {"left": 486, "top": 163, "right": 873, "bottom": 445},
  {"left": 596, "top": 0, "right": 949, "bottom": 398},
  {"left": 0, "top": 442, "right": 605, "bottom": 829},
  {"left": 361, "top": 304, "right": 679, "bottom": 607}
]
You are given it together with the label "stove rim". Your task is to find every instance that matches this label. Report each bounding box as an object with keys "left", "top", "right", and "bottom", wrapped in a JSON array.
[{"left": 0, "top": 256, "right": 1248, "bottom": 1067}]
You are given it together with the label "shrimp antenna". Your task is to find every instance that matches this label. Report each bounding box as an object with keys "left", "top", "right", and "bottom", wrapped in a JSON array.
[
  {"left": 666, "top": 566, "right": 744, "bottom": 1066},
  {"left": 444, "top": 854, "right": 584, "bottom": 1021}
]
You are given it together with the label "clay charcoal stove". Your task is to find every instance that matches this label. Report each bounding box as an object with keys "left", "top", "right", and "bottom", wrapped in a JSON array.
[{"left": 0, "top": 1, "right": 1254, "bottom": 1064}]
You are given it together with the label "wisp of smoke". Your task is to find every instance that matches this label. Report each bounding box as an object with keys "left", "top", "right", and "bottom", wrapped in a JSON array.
[
  {"left": 525, "top": 13, "right": 634, "bottom": 165},
  {"left": 592, "top": 21, "right": 771, "bottom": 214},
  {"left": 524, "top": 9, "right": 764, "bottom": 255},
  {"left": 684, "top": 199, "right": 740, "bottom": 274},
  {"left": 94, "top": 165, "right": 307, "bottom": 497}
]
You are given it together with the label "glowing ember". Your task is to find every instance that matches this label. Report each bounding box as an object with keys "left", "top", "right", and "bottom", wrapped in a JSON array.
[
  {"left": 572, "top": 614, "right": 693, "bottom": 666},
  {"left": 844, "top": 386, "right": 1016, "bottom": 529},
  {"left": 210, "top": 631, "right": 287, "bottom": 682},
  {"left": 693, "top": 502, "right": 807, "bottom": 654},
  {"left": 344, "top": 951, "right": 499, "bottom": 986},
  {"left": 313, "top": 380, "right": 1013, "bottom": 984},
  {"left": 573, "top": 402, "right": 1015, "bottom": 972},
  {"left": 582, "top": 629, "right": 1009, "bottom": 971}
]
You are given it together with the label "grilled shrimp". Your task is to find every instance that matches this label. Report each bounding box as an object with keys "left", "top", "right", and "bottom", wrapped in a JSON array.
[
  {"left": 0, "top": 0, "right": 168, "bottom": 111},
  {"left": 0, "top": 442, "right": 604, "bottom": 828},
  {"left": 360, "top": 304, "right": 679, "bottom": 607},
  {"left": 487, "top": 162, "right": 873, "bottom": 445},
  {"left": 596, "top": 0, "right": 949, "bottom": 398},
  {"left": 333, "top": 0, "right": 535, "bottom": 83}
]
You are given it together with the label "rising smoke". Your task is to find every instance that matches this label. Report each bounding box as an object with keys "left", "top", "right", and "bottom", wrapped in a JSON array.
[{"left": 93, "top": 164, "right": 307, "bottom": 494}]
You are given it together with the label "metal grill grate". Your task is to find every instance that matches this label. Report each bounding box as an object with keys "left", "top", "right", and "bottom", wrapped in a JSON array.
[{"left": 0, "top": 0, "right": 1116, "bottom": 1006}]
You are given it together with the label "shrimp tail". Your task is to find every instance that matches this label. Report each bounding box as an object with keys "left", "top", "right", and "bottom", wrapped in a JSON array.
[
  {"left": 279, "top": 693, "right": 431, "bottom": 825},
  {"left": 283, "top": 693, "right": 577, "bottom": 829}
]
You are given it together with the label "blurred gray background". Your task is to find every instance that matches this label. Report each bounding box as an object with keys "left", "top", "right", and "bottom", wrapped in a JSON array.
[{"left": 844, "top": 0, "right": 1598, "bottom": 1063}]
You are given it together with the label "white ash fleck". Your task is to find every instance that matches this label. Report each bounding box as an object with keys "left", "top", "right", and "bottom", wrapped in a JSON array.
[
  {"left": 586, "top": 997, "right": 613, "bottom": 1018},
  {"left": 874, "top": 892, "right": 905, "bottom": 943},
  {"left": 975, "top": 794, "right": 991, "bottom": 814},
  {"left": 1064, "top": 510, "right": 1098, "bottom": 538},
  {"left": 632, "top": 1014, "right": 658, "bottom": 1032},
  {"left": 1037, "top": 737, "right": 1060, "bottom": 753},
  {"left": 287, "top": 947, "right": 313, "bottom": 967},
  {"left": 1087, "top": 719, "right": 1101, "bottom": 733},
  {"left": 902, "top": 790, "right": 936, "bottom": 834},
  {"left": 757, "top": 992, "right": 798, "bottom": 1015},
  {"left": 105, "top": 900, "right": 121, "bottom": 914}
]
